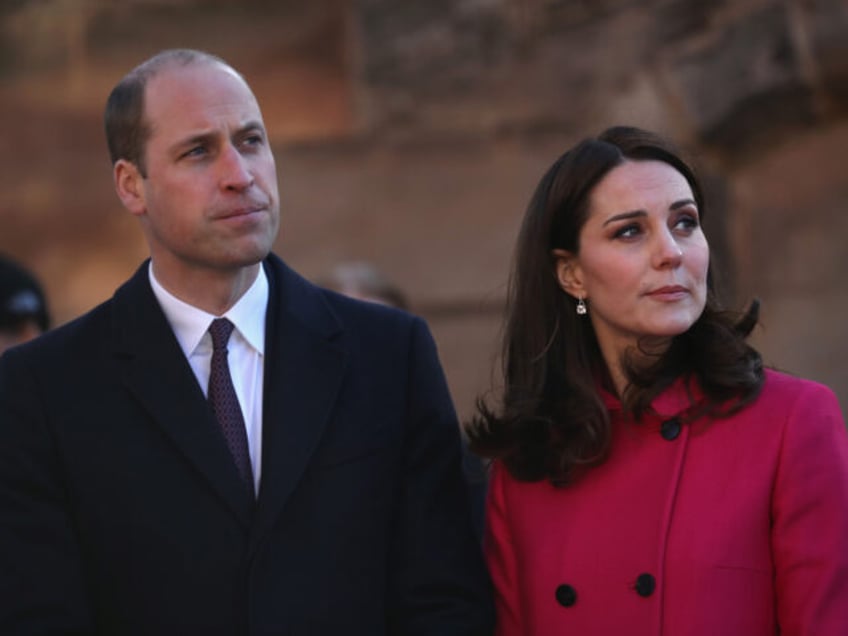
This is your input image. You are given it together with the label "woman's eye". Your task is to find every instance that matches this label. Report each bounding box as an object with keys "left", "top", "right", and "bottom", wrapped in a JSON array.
[
  {"left": 674, "top": 214, "right": 699, "bottom": 231},
  {"left": 613, "top": 224, "right": 640, "bottom": 239}
]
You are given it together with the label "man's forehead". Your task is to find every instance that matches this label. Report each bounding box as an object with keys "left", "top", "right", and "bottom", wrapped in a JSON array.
[
  {"left": 147, "top": 59, "right": 248, "bottom": 98},
  {"left": 143, "top": 61, "right": 261, "bottom": 131}
]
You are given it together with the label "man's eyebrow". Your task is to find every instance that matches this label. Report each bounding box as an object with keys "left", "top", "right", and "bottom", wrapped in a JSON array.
[
  {"left": 170, "top": 131, "right": 217, "bottom": 153},
  {"left": 169, "top": 121, "right": 268, "bottom": 154},
  {"left": 236, "top": 120, "right": 266, "bottom": 136}
]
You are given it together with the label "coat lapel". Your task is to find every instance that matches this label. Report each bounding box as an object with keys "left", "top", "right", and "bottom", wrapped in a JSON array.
[
  {"left": 111, "top": 263, "right": 254, "bottom": 527},
  {"left": 249, "top": 256, "right": 347, "bottom": 553}
]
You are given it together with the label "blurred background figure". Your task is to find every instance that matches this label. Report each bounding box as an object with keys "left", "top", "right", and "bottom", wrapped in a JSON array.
[
  {"left": 321, "top": 259, "right": 488, "bottom": 539},
  {"left": 0, "top": 255, "right": 50, "bottom": 355},
  {"left": 320, "top": 261, "right": 409, "bottom": 310}
]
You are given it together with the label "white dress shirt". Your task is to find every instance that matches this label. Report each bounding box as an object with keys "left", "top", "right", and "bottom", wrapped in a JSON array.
[{"left": 149, "top": 264, "right": 267, "bottom": 495}]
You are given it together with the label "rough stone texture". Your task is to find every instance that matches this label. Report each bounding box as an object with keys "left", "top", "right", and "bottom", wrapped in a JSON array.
[
  {"left": 731, "top": 123, "right": 848, "bottom": 403},
  {"left": 0, "top": 0, "right": 846, "bottom": 417},
  {"left": 664, "top": 3, "right": 814, "bottom": 149}
]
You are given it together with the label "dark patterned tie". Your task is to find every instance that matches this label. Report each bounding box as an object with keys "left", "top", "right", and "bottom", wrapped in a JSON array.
[{"left": 207, "top": 318, "right": 254, "bottom": 493}]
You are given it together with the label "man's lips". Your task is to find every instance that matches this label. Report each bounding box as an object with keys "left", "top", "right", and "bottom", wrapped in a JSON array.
[{"left": 214, "top": 205, "right": 267, "bottom": 220}]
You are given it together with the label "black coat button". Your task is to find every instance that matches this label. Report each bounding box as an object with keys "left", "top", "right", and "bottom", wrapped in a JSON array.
[
  {"left": 660, "top": 417, "right": 681, "bottom": 441},
  {"left": 635, "top": 573, "right": 656, "bottom": 597},
  {"left": 555, "top": 583, "right": 577, "bottom": 607}
]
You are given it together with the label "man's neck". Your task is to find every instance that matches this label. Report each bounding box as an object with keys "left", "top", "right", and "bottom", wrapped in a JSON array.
[{"left": 149, "top": 259, "right": 263, "bottom": 316}]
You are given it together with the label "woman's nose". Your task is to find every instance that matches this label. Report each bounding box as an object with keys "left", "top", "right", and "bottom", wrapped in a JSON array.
[{"left": 652, "top": 230, "right": 683, "bottom": 269}]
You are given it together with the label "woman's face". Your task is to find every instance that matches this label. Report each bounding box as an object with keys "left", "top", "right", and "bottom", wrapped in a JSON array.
[{"left": 555, "top": 159, "right": 709, "bottom": 363}]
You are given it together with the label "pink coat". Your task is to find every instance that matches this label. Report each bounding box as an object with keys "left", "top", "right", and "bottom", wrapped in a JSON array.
[{"left": 485, "top": 369, "right": 848, "bottom": 635}]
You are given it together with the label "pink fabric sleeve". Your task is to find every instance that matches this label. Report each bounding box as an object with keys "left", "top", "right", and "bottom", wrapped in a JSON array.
[
  {"left": 484, "top": 461, "right": 525, "bottom": 636},
  {"left": 772, "top": 381, "right": 848, "bottom": 634}
]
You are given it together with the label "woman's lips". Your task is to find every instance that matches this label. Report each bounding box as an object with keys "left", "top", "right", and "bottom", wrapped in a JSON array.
[{"left": 646, "top": 285, "right": 689, "bottom": 301}]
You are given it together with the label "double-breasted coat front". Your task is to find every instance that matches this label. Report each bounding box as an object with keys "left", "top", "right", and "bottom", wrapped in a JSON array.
[{"left": 486, "top": 369, "right": 848, "bottom": 635}]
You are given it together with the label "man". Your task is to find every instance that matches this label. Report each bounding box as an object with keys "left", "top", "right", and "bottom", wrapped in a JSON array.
[
  {"left": 0, "top": 254, "right": 50, "bottom": 354},
  {"left": 0, "top": 49, "right": 492, "bottom": 635}
]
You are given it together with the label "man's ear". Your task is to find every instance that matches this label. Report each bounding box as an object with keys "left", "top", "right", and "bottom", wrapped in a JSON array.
[
  {"left": 114, "top": 159, "right": 146, "bottom": 216},
  {"left": 551, "top": 248, "right": 584, "bottom": 299}
]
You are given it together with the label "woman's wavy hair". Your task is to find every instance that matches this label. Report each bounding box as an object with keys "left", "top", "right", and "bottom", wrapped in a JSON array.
[{"left": 466, "top": 126, "right": 763, "bottom": 486}]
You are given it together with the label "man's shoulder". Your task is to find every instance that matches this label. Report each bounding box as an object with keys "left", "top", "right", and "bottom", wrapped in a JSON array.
[
  {"left": 4, "top": 296, "right": 115, "bottom": 364},
  {"left": 267, "top": 254, "right": 421, "bottom": 336}
]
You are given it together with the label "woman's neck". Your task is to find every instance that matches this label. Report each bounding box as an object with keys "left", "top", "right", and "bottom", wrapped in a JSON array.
[{"left": 600, "top": 336, "right": 672, "bottom": 398}]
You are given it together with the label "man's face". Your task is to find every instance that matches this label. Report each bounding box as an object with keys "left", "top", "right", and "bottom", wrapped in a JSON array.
[{"left": 119, "top": 61, "right": 280, "bottom": 282}]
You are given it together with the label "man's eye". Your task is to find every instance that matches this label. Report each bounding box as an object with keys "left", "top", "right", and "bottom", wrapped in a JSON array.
[
  {"left": 182, "top": 146, "right": 206, "bottom": 158},
  {"left": 241, "top": 134, "right": 264, "bottom": 149}
]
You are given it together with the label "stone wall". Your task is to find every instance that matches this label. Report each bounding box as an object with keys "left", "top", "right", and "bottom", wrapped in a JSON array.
[{"left": 1, "top": 0, "right": 846, "bottom": 416}]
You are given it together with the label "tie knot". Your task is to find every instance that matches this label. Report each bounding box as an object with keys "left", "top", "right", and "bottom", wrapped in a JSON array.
[{"left": 209, "top": 318, "right": 235, "bottom": 351}]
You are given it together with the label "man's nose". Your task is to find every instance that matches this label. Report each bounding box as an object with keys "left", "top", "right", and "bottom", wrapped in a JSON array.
[{"left": 218, "top": 144, "right": 254, "bottom": 191}]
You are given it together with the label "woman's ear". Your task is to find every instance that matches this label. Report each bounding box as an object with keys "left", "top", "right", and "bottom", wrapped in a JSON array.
[
  {"left": 551, "top": 248, "right": 584, "bottom": 299},
  {"left": 114, "top": 159, "right": 147, "bottom": 217}
]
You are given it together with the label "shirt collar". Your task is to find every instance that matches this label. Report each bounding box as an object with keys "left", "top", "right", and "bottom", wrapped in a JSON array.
[{"left": 148, "top": 263, "right": 268, "bottom": 358}]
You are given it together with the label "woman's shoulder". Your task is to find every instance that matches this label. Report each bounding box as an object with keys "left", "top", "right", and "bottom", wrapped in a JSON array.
[
  {"left": 749, "top": 368, "right": 843, "bottom": 423},
  {"left": 761, "top": 368, "right": 839, "bottom": 402}
]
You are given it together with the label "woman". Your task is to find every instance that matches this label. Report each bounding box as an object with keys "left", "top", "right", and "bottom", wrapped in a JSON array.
[{"left": 467, "top": 126, "right": 848, "bottom": 635}]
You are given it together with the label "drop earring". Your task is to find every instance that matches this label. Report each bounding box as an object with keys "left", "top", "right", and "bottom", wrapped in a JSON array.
[{"left": 576, "top": 296, "right": 587, "bottom": 315}]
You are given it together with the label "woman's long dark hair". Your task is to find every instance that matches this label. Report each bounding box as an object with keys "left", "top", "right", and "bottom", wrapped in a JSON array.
[{"left": 466, "top": 126, "right": 763, "bottom": 486}]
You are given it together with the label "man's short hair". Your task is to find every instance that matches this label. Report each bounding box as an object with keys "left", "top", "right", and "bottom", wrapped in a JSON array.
[{"left": 103, "top": 49, "right": 230, "bottom": 177}]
